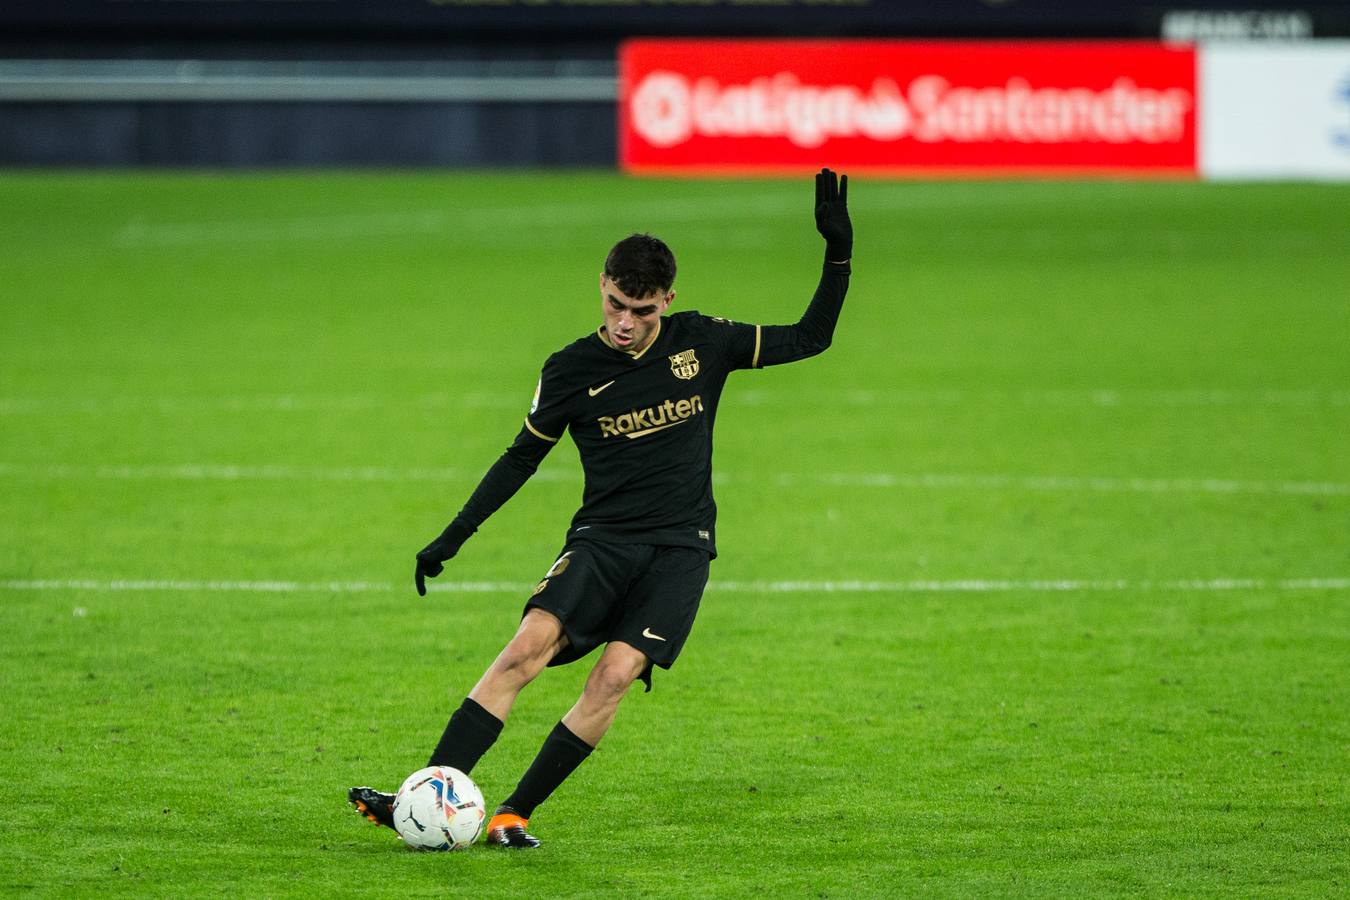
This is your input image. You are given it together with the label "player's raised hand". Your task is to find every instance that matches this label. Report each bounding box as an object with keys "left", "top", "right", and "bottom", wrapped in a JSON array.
[{"left": 814, "top": 167, "right": 852, "bottom": 263}]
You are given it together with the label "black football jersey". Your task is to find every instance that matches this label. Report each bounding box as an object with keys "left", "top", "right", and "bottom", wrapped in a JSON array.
[
  {"left": 449, "top": 262, "right": 849, "bottom": 559},
  {"left": 524, "top": 311, "right": 758, "bottom": 554}
]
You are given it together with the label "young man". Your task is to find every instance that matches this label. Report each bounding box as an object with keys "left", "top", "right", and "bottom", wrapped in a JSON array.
[{"left": 350, "top": 168, "right": 852, "bottom": 849}]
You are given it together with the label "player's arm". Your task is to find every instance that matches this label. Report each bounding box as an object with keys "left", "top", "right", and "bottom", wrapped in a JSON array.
[
  {"left": 758, "top": 168, "right": 851, "bottom": 366},
  {"left": 723, "top": 168, "right": 852, "bottom": 369},
  {"left": 414, "top": 425, "right": 557, "bottom": 595},
  {"left": 414, "top": 364, "right": 569, "bottom": 596}
]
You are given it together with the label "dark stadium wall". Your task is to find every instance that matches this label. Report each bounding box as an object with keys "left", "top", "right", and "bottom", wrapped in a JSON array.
[
  {"left": 0, "top": 101, "right": 616, "bottom": 167},
  {"left": 0, "top": 34, "right": 619, "bottom": 167}
]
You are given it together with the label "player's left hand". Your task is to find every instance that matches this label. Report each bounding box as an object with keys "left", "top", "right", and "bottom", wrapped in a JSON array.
[{"left": 814, "top": 167, "right": 852, "bottom": 263}]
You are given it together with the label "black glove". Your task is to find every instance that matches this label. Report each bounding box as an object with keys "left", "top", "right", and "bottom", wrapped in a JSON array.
[
  {"left": 414, "top": 521, "right": 472, "bottom": 596},
  {"left": 814, "top": 167, "right": 852, "bottom": 263}
]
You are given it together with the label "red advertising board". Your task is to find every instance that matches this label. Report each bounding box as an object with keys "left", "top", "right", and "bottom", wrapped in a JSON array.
[{"left": 619, "top": 40, "right": 1198, "bottom": 177}]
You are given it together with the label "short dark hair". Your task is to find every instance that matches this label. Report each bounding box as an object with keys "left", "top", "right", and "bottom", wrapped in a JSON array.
[{"left": 603, "top": 234, "right": 676, "bottom": 300}]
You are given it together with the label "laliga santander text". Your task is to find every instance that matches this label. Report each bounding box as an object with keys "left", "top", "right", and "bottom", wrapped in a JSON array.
[{"left": 620, "top": 40, "right": 1198, "bottom": 174}]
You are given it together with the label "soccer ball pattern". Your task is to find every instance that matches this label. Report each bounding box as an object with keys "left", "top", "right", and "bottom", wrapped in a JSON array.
[{"left": 391, "top": 766, "right": 486, "bottom": 850}]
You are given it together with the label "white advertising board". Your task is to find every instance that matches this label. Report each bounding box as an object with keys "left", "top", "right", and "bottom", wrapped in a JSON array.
[{"left": 1200, "top": 42, "right": 1350, "bottom": 180}]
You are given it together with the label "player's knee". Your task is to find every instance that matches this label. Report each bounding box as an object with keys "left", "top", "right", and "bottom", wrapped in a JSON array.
[
  {"left": 585, "top": 669, "right": 631, "bottom": 705},
  {"left": 492, "top": 638, "right": 550, "bottom": 684},
  {"left": 491, "top": 609, "right": 563, "bottom": 680},
  {"left": 586, "top": 657, "right": 643, "bottom": 704}
]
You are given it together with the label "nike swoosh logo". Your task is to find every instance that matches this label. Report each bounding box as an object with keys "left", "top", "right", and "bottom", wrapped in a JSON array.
[
  {"left": 642, "top": 627, "right": 667, "bottom": 642},
  {"left": 588, "top": 381, "right": 616, "bottom": 397}
]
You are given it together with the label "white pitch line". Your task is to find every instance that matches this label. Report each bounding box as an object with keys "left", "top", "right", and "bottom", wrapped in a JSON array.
[
  {"left": 0, "top": 394, "right": 397, "bottom": 414},
  {"left": 100, "top": 184, "right": 1020, "bottom": 252},
  {"left": 2, "top": 578, "right": 1347, "bottom": 594},
  {"left": 1, "top": 461, "right": 1346, "bottom": 497},
  {"left": 0, "top": 463, "right": 581, "bottom": 485},
  {"left": 714, "top": 578, "right": 1350, "bottom": 593},
  {"left": 772, "top": 471, "right": 1350, "bottom": 497},
  {"left": 105, "top": 204, "right": 1347, "bottom": 250},
  {"left": 732, "top": 387, "right": 1350, "bottom": 409},
  {"left": 110, "top": 193, "right": 806, "bottom": 248}
]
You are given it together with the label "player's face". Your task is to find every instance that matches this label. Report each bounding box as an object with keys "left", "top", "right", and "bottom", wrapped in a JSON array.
[{"left": 600, "top": 275, "right": 672, "bottom": 353}]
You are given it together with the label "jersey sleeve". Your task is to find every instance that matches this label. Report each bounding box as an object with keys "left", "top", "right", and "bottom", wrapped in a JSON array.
[
  {"left": 707, "top": 261, "right": 850, "bottom": 371},
  {"left": 446, "top": 356, "right": 571, "bottom": 541},
  {"left": 448, "top": 423, "right": 554, "bottom": 538},
  {"left": 523, "top": 353, "right": 573, "bottom": 443},
  {"left": 705, "top": 316, "right": 764, "bottom": 372}
]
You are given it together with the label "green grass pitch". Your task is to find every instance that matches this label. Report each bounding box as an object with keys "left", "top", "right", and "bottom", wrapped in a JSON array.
[{"left": 1, "top": 171, "right": 1348, "bottom": 897}]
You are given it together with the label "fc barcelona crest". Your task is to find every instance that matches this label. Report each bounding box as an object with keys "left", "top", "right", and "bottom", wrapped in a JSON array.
[{"left": 669, "top": 349, "right": 700, "bottom": 380}]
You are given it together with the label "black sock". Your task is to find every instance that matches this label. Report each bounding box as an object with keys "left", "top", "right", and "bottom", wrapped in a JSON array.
[
  {"left": 427, "top": 697, "right": 504, "bottom": 774},
  {"left": 501, "top": 721, "right": 594, "bottom": 819}
]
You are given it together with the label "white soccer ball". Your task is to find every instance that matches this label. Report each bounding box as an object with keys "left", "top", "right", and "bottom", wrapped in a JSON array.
[{"left": 392, "top": 766, "right": 486, "bottom": 850}]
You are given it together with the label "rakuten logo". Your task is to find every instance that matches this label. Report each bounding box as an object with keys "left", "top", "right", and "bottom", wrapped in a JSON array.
[{"left": 630, "top": 71, "right": 1192, "bottom": 148}]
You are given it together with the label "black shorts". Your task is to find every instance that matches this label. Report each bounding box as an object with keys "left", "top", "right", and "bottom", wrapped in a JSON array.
[{"left": 523, "top": 539, "right": 711, "bottom": 689}]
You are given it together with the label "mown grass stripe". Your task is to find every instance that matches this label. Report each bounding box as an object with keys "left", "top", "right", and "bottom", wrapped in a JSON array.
[{"left": 1, "top": 462, "right": 1346, "bottom": 496}]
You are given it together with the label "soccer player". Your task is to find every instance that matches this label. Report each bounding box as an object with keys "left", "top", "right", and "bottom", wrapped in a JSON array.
[{"left": 350, "top": 168, "right": 852, "bottom": 848}]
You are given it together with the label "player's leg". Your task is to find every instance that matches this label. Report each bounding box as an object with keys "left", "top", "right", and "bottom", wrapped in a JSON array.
[
  {"left": 469, "top": 609, "right": 570, "bottom": 721},
  {"left": 487, "top": 641, "right": 649, "bottom": 849},
  {"left": 560, "top": 639, "right": 650, "bottom": 747},
  {"left": 426, "top": 606, "right": 568, "bottom": 768},
  {"left": 351, "top": 539, "right": 626, "bottom": 836},
  {"left": 487, "top": 545, "right": 709, "bottom": 848},
  {"left": 349, "top": 608, "right": 566, "bottom": 830}
]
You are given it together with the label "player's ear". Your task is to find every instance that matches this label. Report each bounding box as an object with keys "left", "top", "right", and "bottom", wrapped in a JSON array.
[{"left": 663, "top": 289, "right": 675, "bottom": 310}]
